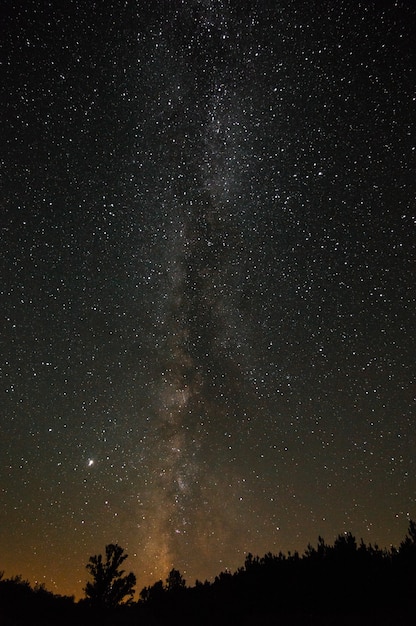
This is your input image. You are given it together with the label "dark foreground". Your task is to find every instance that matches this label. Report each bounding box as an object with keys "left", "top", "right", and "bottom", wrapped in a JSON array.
[{"left": 1, "top": 523, "right": 416, "bottom": 625}]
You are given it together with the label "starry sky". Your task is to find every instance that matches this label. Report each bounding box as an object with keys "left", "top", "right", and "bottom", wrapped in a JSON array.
[{"left": 1, "top": 0, "right": 415, "bottom": 599}]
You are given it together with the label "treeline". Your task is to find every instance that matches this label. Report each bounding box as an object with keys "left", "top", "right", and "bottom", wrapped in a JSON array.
[
  {"left": 0, "top": 575, "right": 76, "bottom": 625},
  {"left": 1, "top": 520, "right": 416, "bottom": 625}
]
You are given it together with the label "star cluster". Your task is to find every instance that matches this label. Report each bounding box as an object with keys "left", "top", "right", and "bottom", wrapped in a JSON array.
[{"left": 1, "top": 0, "right": 415, "bottom": 598}]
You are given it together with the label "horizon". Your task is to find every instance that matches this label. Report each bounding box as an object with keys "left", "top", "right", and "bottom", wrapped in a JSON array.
[{"left": 2, "top": 517, "right": 413, "bottom": 600}]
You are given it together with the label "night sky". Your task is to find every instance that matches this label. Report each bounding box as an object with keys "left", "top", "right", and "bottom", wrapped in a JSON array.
[{"left": 1, "top": 0, "right": 415, "bottom": 599}]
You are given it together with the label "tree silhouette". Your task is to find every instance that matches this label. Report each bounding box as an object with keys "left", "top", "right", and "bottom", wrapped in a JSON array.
[
  {"left": 399, "top": 518, "right": 416, "bottom": 554},
  {"left": 140, "top": 579, "right": 164, "bottom": 604},
  {"left": 166, "top": 568, "right": 186, "bottom": 592},
  {"left": 2, "top": 520, "right": 416, "bottom": 624},
  {"left": 84, "top": 543, "right": 136, "bottom": 609}
]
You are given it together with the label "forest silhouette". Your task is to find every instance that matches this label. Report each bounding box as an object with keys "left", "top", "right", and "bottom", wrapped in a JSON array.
[{"left": 1, "top": 520, "right": 415, "bottom": 625}]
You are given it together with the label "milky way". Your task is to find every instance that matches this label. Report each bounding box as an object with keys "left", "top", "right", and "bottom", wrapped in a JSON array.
[
  {"left": 1, "top": 0, "right": 415, "bottom": 597},
  {"left": 137, "top": 2, "right": 263, "bottom": 576}
]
